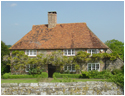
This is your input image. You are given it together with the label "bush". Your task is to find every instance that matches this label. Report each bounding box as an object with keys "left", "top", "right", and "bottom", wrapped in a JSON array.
[
  {"left": 29, "top": 68, "right": 42, "bottom": 75},
  {"left": 53, "top": 72, "right": 81, "bottom": 78},
  {"left": 79, "top": 71, "right": 90, "bottom": 78},
  {"left": 41, "top": 72, "right": 48, "bottom": 78},
  {"left": 9, "top": 74, "right": 39, "bottom": 79},
  {"left": 108, "top": 73, "right": 124, "bottom": 87},
  {"left": 3, "top": 73, "right": 11, "bottom": 79},
  {"left": 112, "top": 69, "right": 122, "bottom": 75},
  {"left": 2, "top": 72, "right": 48, "bottom": 79},
  {"left": 80, "top": 70, "right": 113, "bottom": 79}
]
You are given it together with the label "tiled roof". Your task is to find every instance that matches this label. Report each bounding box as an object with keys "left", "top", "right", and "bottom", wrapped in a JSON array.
[{"left": 10, "top": 23, "right": 108, "bottom": 49}]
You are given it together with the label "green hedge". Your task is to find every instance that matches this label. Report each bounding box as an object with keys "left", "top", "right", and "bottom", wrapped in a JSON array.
[
  {"left": 53, "top": 72, "right": 81, "bottom": 78},
  {"left": 2, "top": 73, "right": 11, "bottom": 79},
  {"left": 80, "top": 70, "right": 113, "bottom": 79},
  {"left": 2, "top": 72, "right": 48, "bottom": 79}
]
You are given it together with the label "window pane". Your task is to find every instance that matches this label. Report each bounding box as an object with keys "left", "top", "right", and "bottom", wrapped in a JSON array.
[
  {"left": 34, "top": 64, "right": 37, "bottom": 68},
  {"left": 72, "top": 49, "right": 75, "bottom": 55},
  {"left": 96, "top": 49, "right": 100, "bottom": 53},
  {"left": 64, "top": 65, "right": 68, "bottom": 70},
  {"left": 96, "top": 64, "right": 99, "bottom": 70},
  {"left": 65, "top": 50, "right": 67, "bottom": 55},
  {"left": 26, "top": 64, "right": 30, "bottom": 72},
  {"left": 68, "top": 49, "right": 71, "bottom": 55},
  {"left": 92, "top": 64, "right": 95, "bottom": 70},
  {"left": 25, "top": 50, "right": 27, "bottom": 55},
  {"left": 27, "top": 50, "right": 29, "bottom": 55},
  {"left": 30, "top": 50, "right": 32, "bottom": 55},
  {"left": 88, "top": 64, "right": 91, "bottom": 71},
  {"left": 32, "top": 50, "right": 34, "bottom": 55},
  {"left": 72, "top": 64, "right": 75, "bottom": 70},
  {"left": 88, "top": 49, "right": 91, "bottom": 53},
  {"left": 34, "top": 50, "right": 37, "bottom": 55},
  {"left": 69, "top": 65, "right": 71, "bottom": 70},
  {"left": 92, "top": 49, "right": 96, "bottom": 54}
]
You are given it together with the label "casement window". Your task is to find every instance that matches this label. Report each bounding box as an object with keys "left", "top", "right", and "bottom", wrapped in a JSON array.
[
  {"left": 25, "top": 50, "right": 37, "bottom": 56},
  {"left": 64, "top": 64, "right": 75, "bottom": 72},
  {"left": 25, "top": 64, "right": 30, "bottom": 72},
  {"left": 25, "top": 64, "right": 36, "bottom": 72},
  {"left": 63, "top": 49, "right": 75, "bottom": 56},
  {"left": 87, "top": 63, "right": 100, "bottom": 71},
  {"left": 87, "top": 49, "right": 100, "bottom": 56}
]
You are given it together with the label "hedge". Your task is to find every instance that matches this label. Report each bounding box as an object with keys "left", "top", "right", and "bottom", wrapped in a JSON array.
[
  {"left": 80, "top": 70, "right": 113, "bottom": 79},
  {"left": 53, "top": 72, "right": 81, "bottom": 78},
  {"left": 2, "top": 72, "right": 48, "bottom": 79}
]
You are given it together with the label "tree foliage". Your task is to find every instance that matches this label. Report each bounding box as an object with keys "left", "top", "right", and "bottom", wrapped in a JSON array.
[
  {"left": 105, "top": 39, "right": 124, "bottom": 60},
  {"left": 3, "top": 50, "right": 29, "bottom": 74},
  {"left": 1, "top": 41, "right": 10, "bottom": 75}
]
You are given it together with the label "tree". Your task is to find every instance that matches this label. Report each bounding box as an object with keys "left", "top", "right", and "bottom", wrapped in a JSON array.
[
  {"left": 1, "top": 41, "right": 10, "bottom": 75},
  {"left": 105, "top": 39, "right": 124, "bottom": 60},
  {"left": 3, "top": 50, "right": 29, "bottom": 74},
  {"left": 7, "top": 45, "right": 11, "bottom": 48}
]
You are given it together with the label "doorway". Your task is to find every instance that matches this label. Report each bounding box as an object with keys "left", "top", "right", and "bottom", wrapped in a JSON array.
[{"left": 48, "top": 64, "right": 56, "bottom": 78}]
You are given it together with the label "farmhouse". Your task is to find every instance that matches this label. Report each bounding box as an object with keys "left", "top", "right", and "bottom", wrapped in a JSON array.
[{"left": 9, "top": 11, "right": 123, "bottom": 77}]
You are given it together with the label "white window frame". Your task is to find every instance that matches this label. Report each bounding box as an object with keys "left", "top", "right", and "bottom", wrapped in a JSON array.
[
  {"left": 25, "top": 64, "right": 30, "bottom": 72},
  {"left": 64, "top": 64, "right": 76, "bottom": 72},
  {"left": 25, "top": 50, "right": 37, "bottom": 56},
  {"left": 87, "top": 49, "right": 100, "bottom": 56},
  {"left": 63, "top": 49, "right": 75, "bottom": 56},
  {"left": 25, "top": 64, "right": 36, "bottom": 72},
  {"left": 87, "top": 63, "right": 100, "bottom": 71}
]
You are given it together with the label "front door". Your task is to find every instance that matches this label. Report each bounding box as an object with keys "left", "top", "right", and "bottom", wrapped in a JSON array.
[{"left": 48, "top": 64, "right": 56, "bottom": 78}]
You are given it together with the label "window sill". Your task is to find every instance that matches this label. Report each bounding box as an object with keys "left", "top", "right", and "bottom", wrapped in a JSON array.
[
  {"left": 63, "top": 55, "right": 75, "bottom": 56},
  {"left": 27, "top": 55, "right": 37, "bottom": 56}
]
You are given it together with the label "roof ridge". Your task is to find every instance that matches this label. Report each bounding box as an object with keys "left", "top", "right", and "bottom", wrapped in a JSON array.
[{"left": 32, "top": 22, "right": 86, "bottom": 26}]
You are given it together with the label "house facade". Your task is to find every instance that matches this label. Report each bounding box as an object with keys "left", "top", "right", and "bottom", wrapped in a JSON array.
[{"left": 9, "top": 11, "right": 123, "bottom": 76}]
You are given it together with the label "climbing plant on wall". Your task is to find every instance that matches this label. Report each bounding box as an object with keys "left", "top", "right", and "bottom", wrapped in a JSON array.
[{"left": 3, "top": 50, "right": 29, "bottom": 74}]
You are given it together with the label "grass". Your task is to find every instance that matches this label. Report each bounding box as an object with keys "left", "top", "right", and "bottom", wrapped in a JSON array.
[
  {"left": 1, "top": 78, "right": 38, "bottom": 83},
  {"left": 1, "top": 78, "right": 106, "bottom": 83}
]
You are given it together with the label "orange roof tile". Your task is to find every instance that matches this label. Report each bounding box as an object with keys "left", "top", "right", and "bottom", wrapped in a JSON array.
[{"left": 10, "top": 23, "right": 108, "bottom": 50}]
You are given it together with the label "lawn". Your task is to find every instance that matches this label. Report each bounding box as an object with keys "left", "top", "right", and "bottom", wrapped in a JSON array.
[{"left": 1, "top": 78, "right": 106, "bottom": 83}]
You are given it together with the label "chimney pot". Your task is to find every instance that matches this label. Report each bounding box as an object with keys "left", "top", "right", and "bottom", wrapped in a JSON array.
[{"left": 48, "top": 11, "right": 57, "bottom": 28}]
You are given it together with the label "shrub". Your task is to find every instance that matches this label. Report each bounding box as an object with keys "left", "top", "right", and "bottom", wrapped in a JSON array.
[
  {"left": 108, "top": 73, "right": 124, "bottom": 87},
  {"left": 79, "top": 71, "right": 90, "bottom": 78},
  {"left": 112, "top": 69, "right": 122, "bottom": 75},
  {"left": 80, "top": 70, "right": 113, "bottom": 79},
  {"left": 2, "top": 72, "right": 48, "bottom": 79},
  {"left": 3, "top": 73, "right": 11, "bottom": 79},
  {"left": 53, "top": 72, "right": 81, "bottom": 78},
  {"left": 88, "top": 70, "right": 99, "bottom": 78},
  {"left": 41, "top": 72, "right": 48, "bottom": 78},
  {"left": 29, "top": 68, "right": 42, "bottom": 75},
  {"left": 9, "top": 74, "right": 39, "bottom": 79}
]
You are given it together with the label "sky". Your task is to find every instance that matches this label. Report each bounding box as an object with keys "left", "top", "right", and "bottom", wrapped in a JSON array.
[{"left": 1, "top": 1, "right": 124, "bottom": 45}]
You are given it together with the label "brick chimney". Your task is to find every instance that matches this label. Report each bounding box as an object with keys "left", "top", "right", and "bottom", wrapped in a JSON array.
[{"left": 48, "top": 11, "right": 57, "bottom": 28}]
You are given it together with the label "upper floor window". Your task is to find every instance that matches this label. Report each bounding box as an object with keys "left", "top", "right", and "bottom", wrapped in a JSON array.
[
  {"left": 63, "top": 49, "right": 75, "bottom": 56},
  {"left": 25, "top": 50, "right": 37, "bottom": 56},
  {"left": 87, "top": 49, "right": 100, "bottom": 56}
]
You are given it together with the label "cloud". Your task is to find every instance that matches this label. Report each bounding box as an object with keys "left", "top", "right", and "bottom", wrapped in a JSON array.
[{"left": 10, "top": 3, "right": 17, "bottom": 7}]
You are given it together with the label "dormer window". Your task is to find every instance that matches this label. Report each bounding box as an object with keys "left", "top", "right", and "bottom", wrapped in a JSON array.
[
  {"left": 87, "top": 49, "right": 100, "bottom": 56},
  {"left": 63, "top": 49, "right": 75, "bottom": 56},
  {"left": 25, "top": 50, "right": 37, "bottom": 56}
]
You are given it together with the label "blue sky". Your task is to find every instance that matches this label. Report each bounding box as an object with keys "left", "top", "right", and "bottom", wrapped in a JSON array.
[{"left": 1, "top": 1, "right": 124, "bottom": 45}]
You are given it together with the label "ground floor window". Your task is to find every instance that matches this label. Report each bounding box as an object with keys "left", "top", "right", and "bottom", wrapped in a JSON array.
[
  {"left": 64, "top": 64, "right": 75, "bottom": 72},
  {"left": 87, "top": 63, "right": 100, "bottom": 71},
  {"left": 25, "top": 64, "right": 36, "bottom": 72}
]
